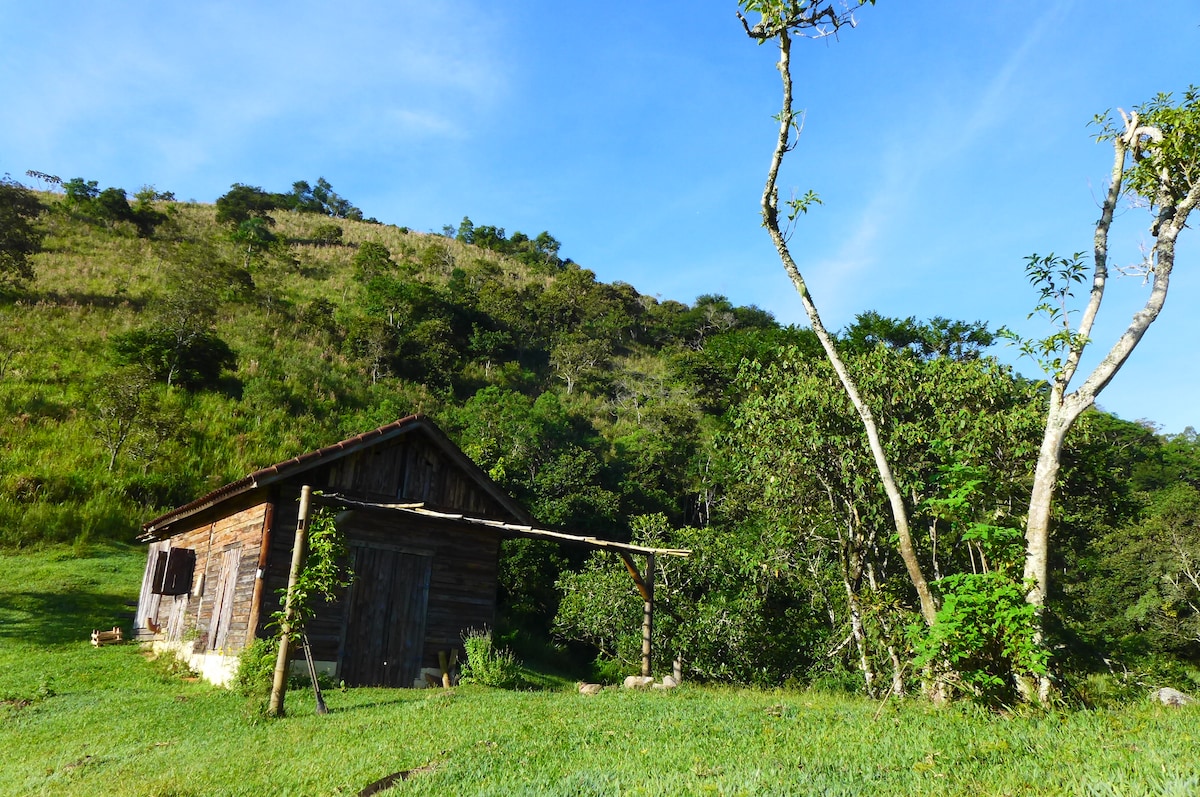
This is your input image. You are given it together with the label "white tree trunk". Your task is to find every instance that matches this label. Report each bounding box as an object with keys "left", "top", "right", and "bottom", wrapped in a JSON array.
[
  {"left": 760, "top": 31, "right": 937, "bottom": 628},
  {"left": 1021, "top": 108, "right": 1200, "bottom": 700}
]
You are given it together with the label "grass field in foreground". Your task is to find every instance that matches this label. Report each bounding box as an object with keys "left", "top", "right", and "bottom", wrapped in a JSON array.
[{"left": 1, "top": 544, "right": 1198, "bottom": 797}]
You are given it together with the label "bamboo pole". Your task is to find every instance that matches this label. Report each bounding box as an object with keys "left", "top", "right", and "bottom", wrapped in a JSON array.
[
  {"left": 641, "top": 552, "right": 654, "bottom": 678},
  {"left": 617, "top": 553, "right": 651, "bottom": 601},
  {"left": 268, "top": 485, "right": 312, "bottom": 718}
]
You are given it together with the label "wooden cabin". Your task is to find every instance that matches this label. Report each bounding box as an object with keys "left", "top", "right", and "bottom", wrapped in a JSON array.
[{"left": 134, "top": 415, "right": 534, "bottom": 687}]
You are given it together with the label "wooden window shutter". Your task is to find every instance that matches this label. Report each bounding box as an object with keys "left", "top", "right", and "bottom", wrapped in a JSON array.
[
  {"left": 150, "top": 551, "right": 169, "bottom": 594},
  {"left": 154, "top": 548, "right": 196, "bottom": 596}
]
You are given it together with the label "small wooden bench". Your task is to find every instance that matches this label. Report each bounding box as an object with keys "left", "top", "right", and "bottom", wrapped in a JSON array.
[{"left": 91, "top": 627, "right": 124, "bottom": 647}]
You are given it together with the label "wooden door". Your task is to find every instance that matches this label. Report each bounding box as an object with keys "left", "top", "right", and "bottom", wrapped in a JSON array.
[
  {"left": 339, "top": 544, "right": 432, "bottom": 687},
  {"left": 209, "top": 547, "right": 241, "bottom": 651}
]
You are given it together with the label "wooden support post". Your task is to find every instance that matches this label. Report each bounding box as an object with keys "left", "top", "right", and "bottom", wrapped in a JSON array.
[
  {"left": 642, "top": 552, "right": 655, "bottom": 678},
  {"left": 245, "top": 502, "right": 275, "bottom": 647},
  {"left": 269, "top": 485, "right": 311, "bottom": 718},
  {"left": 617, "top": 551, "right": 656, "bottom": 679},
  {"left": 619, "top": 553, "right": 650, "bottom": 600}
]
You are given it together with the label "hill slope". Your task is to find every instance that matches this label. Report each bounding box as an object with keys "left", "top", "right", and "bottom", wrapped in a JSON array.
[{"left": 1, "top": 189, "right": 786, "bottom": 551}]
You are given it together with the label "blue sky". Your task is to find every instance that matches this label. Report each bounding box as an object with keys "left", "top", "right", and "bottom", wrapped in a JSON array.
[{"left": 3, "top": 1, "right": 1197, "bottom": 433}]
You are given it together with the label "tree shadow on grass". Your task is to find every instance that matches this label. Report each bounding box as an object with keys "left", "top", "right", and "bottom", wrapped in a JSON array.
[
  {"left": 0, "top": 588, "right": 135, "bottom": 647},
  {"left": 28, "top": 289, "right": 150, "bottom": 311},
  {"left": 318, "top": 689, "right": 439, "bottom": 716}
]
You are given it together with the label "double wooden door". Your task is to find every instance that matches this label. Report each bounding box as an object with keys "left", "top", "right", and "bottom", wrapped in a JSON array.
[{"left": 339, "top": 544, "right": 432, "bottom": 687}]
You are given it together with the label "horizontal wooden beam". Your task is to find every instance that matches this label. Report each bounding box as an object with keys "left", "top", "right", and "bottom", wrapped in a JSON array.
[{"left": 316, "top": 494, "right": 691, "bottom": 558}]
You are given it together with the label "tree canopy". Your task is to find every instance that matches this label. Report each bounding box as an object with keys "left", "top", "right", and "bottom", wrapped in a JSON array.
[{"left": 0, "top": 175, "right": 44, "bottom": 287}]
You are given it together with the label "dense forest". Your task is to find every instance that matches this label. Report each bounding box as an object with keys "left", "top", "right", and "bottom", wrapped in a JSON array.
[{"left": 2, "top": 172, "right": 1198, "bottom": 702}]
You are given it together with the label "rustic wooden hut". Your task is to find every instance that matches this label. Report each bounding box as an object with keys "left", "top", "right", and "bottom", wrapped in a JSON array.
[{"left": 134, "top": 415, "right": 536, "bottom": 687}]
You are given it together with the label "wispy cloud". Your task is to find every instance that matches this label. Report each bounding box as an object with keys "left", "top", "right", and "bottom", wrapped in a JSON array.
[
  {"left": 379, "top": 108, "right": 464, "bottom": 138},
  {"left": 955, "top": 0, "right": 1073, "bottom": 146},
  {"left": 0, "top": 0, "right": 506, "bottom": 189},
  {"left": 803, "top": 158, "right": 908, "bottom": 324},
  {"left": 804, "top": 0, "right": 1072, "bottom": 322}
]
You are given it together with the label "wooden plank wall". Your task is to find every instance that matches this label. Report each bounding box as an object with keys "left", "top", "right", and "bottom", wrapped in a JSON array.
[
  {"left": 325, "top": 434, "right": 509, "bottom": 517},
  {"left": 134, "top": 540, "right": 169, "bottom": 636},
  {"left": 423, "top": 521, "right": 501, "bottom": 662},
  {"left": 208, "top": 547, "right": 242, "bottom": 651},
  {"left": 340, "top": 545, "right": 432, "bottom": 686},
  {"left": 139, "top": 502, "right": 269, "bottom": 652},
  {"left": 260, "top": 490, "right": 299, "bottom": 645},
  {"left": 348, "top": 511, "right": 500, "bottom": 670},
  {"left": 269, "top": 504, "right": 500, "bottom": 674}
]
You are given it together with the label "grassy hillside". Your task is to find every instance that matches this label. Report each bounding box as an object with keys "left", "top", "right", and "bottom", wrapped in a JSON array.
[
  {"left": 1, "top": 191, "right": 751, "bottom": 550},
  {"left": 2, "top": 544, "right": 1199, "bottom": 797}
]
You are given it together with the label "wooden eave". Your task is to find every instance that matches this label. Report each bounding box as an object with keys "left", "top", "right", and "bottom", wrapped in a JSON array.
[{"left": 139, "top": 415, "right": 534, "bottom": 541}]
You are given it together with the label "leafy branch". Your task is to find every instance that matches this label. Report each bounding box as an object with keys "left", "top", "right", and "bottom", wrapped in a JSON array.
[
  {"left": 737, "top": 0, "right": 873, "bottom": 41},
  {"left": 997, "top": 252, "right": 1090, "bottom": 381},
  {"left": 270, "top": 508, "right": 352, "bottom": 641}
]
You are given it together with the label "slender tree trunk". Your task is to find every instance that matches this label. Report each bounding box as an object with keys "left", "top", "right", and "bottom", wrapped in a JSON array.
[
  {"left": 1023, "top": 407, "right": 1072, "bottom": 609},
  {"left": 843, "top": 579, "right": 875, "bottom": 696},
  {"left": 1020, "top": 403, "right": 1074, "bottom": 701},
  {"left": 839, "top": 526, "right": 875, "bottom": 695},
  {"left": 884, "top": 622, "right": 905, "bottom": 697},
  {"left": 1019, "top": 107, "right": 1200, "bottom": 701},
  {"left": 759, "top": 30, "right": 937, "bottom": 629},
  {"left": 865, "top": 560, "right": 905, "bottom": 697}
]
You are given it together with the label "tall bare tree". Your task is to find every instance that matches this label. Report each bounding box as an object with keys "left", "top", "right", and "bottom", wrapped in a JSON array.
[
  {"left": 1013, "top": 89, "right": 1200, "bottom": 701},
  {"left": 738, "top": 1, "right": 940, "bottom": 643}
]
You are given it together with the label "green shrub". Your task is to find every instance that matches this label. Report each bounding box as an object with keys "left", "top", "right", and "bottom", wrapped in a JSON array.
[
  {"left": 1073, "top": 657, "right": 1200, "bottom": 707},
  {"left": 149, "top": 651, "right": 199, "bottom": 683},
  {"left": 804, "top": 665, "right": 866, "bottom": 695},
  {"left": 589, "top": 655, "right": 631, "bottom": 685},
  {"left": 460, "top": 628, "right": 525, "bottom": 689},
  {"left": 231, "top": 638, "right": 278, "bottom": 698},
  {"left": 311, "top": 222, "right": 343, "bottom": 246},
  {"left": 912, "top": 571, "right": 1048, "bottom": 707}
]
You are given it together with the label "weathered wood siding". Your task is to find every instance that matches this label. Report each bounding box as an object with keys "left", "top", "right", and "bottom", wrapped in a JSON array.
[
  {"left": 135, "top": 503, "right": 269, "bottom": 652},
  {"left": 135, "top": 540, "right": 169, "bottom": 635},
  {"left": 342, "top": 510, "right": 499, "bottom": 675},
  {"left": 261, "top": 501, "right": 500, "bottom": 684},
  {"left": 144, "top": 424, "right": 516, "bottom": 686},
  {"left": 423, "top": 520, "right": 501, "bottom": 660},
  {"left": 325, "top": 432, "right": 509, "bottom": 516},
  {"left": 340, "top": 544, "right": 432, "bottom": 686}
]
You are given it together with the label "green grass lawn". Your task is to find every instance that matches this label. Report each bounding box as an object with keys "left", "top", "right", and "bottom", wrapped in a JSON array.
[{"left": 2, "top": 544, "right": 1198, "bottom": 796}]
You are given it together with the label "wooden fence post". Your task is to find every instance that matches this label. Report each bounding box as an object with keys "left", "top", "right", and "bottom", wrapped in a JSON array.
[
  {"left": 268, "top": 485, "right": 311, "bottom": 717},
  {"left": 642, "top": 552, "right": 655, "bottom": 678}
]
